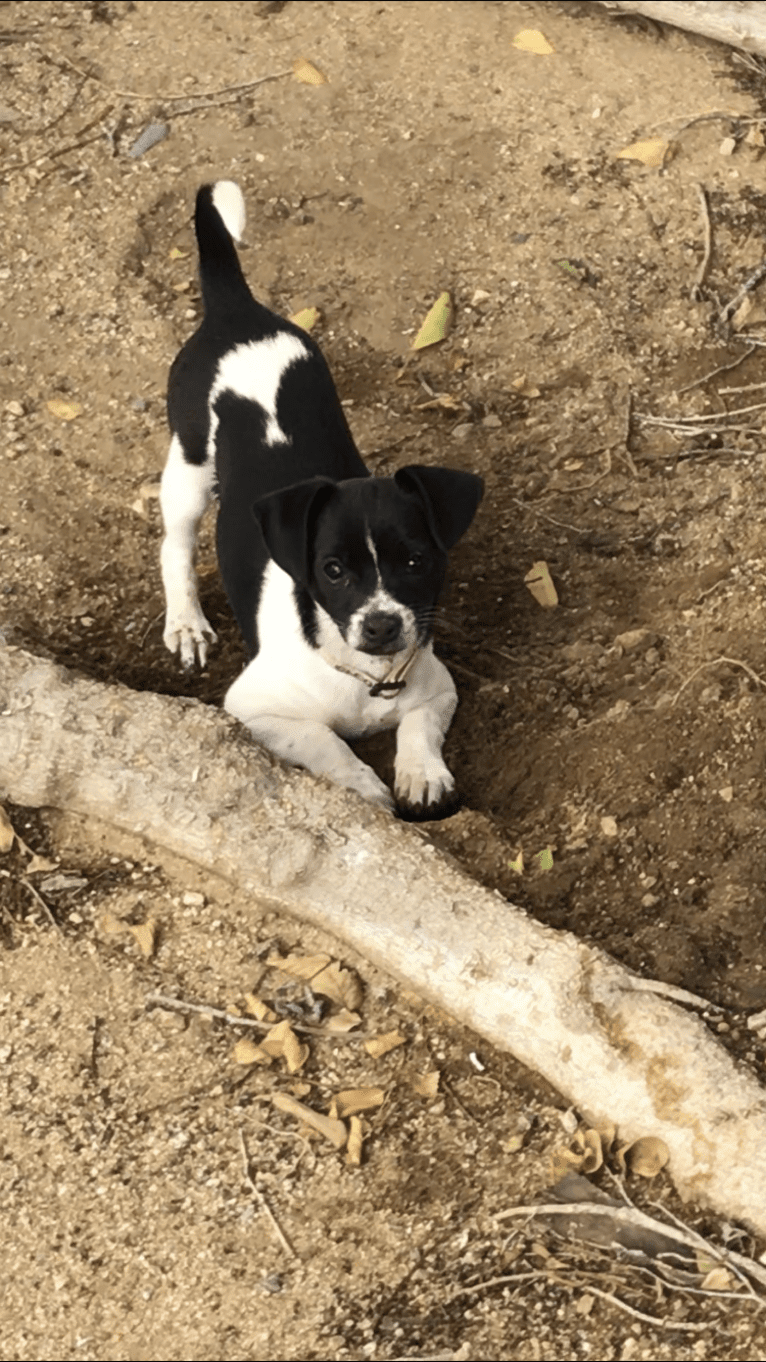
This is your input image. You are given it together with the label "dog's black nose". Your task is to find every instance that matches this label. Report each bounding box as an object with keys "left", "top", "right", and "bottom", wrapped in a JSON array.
[{"left": 361, "top": 611, "right": 403, "bottom": 651}]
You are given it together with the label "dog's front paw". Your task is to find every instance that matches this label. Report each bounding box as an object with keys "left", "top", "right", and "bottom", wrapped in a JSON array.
[
  {"left": 345, "top": 766, "right": 396, "bottom": 812},
  {"left": 163, "top": 609, "right": 217, "bottom": 669},
  {"left": 394, "top": 757, "right": 458, "bottom": 821}
]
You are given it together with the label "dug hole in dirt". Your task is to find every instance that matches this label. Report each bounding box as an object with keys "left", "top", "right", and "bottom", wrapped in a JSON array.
[{"left": 6, "top": 2, "right": 766, "bottom": 1359}]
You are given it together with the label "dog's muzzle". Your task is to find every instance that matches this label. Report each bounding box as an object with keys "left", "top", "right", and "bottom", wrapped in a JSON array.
[{"left": 359, "top": 611, "right": 404, "bottom": 655}]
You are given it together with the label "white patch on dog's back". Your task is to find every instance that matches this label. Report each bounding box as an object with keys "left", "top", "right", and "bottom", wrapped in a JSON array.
[{"left": 208, "top": 332, "right": 309, "bottom": 456}]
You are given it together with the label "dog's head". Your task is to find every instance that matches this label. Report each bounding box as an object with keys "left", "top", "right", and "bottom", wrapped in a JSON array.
[{"left": 252, "top": 466, "right": 483, "bottom": 656}]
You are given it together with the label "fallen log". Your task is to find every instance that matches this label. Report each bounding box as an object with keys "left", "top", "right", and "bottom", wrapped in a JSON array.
[
  {"left": 2, "top": 643, "right": 766, "bottom": 1232},
  {"left": 602, "top": 1, "right": 766, "bottom": 57}
]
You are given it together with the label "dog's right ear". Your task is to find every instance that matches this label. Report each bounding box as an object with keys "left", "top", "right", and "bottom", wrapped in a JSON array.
[{"left": 252, "top": 477, "right": 336, "bottom": 586}]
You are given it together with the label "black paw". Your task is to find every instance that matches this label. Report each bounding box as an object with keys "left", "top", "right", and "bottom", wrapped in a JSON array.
[{"left": 395, "top": 789, "right": 463, "bottom": 823}]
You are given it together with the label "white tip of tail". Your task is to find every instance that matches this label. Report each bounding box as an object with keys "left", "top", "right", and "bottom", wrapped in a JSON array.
[{"left": 211, "top": 180, "right": 246, "bottom": 242}]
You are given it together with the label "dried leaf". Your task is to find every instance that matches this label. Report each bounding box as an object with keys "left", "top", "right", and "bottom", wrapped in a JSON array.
[
  {"left": 267, "top": 951, "right": 331, "bottom": 980},
  {"left": 233, "top": 1036, "right": 272, "bottom": 1065},
  {"left": 24, "top": 854, "right": 58, "bottom": 874},
  {"left": 289, "top": 306, "right": 321, "bottom": 332},
  {"left": 365, "top": 1030, "right": 406, "bottom": 1058},
  {"left": 415, "top": 392, "right": 463, "bottom": 412},
  {"left": 622, "top": 1135, "right": 669, "bottom": 1179},
  {"left": 701, "top": 1266, "right": 736, "bottom": 1292},
  {"left": 244, "top": 993, "right": 278, "bottom": 1022},
  {"left": 46, "top": 398, "right": 82, "bottom": 421},
  {"left": 535, "top": 847, "right": 554, "bottom": 872},
  {"left": 293, "top": 56, "right": 327, "bottom": 86},
  {"left": 745, "top": 124, "right": 765, "bottom": 148},
  {"left": 581, "top": 1129, "right": 603, "bottom": 1174},
  {"left": 411, "top": 1070, "right": 440, "bottom": 1099},
  {"left": 272, "top": 1092, "right": 347, "bottom": 1148},
  {"left": 99, "top": 911, "right": 126, "bottom": 935},
  {"left": 575, "top": 1294, "right": 595, "bottom": 1316},
  {"left": 129, "top": 919, "right": 157, "bottom": 958},
  {"left": 513, "top": 28, "right": 554, "bottom": 55},
  {"left": 310, "top": 960, "right": 363, "bottom": 1010},
  {"left": 260, "top": 1018, "right": 300, "bottom": 1057},
  {"left": 0, "top": 805, "right": 16, "bottom": 854},
  {"left": 324, "top": 1008, "right": 362, "bottom": 1033},
  {"left": 615, "top": 138, "right": 671, "bottom": 168},
  {"left": 524, "top": 560, "right": 558, "bottom": 608},
  {"left": 411, "top": 292, "right": 453, "bottom": 350},
  {"left": 258, "top": 1019, "right": 310, "bottom": 1073},
  {"left": 168, "top": 245, "right": 187, "bottom": 260},
  {"left": 346, "top": 1114, "right": 364, "bottom": 1166},
  {"left": 511, "top": 374, "right": 541, "bottom": 397},
  {"left": 330, "top": 1087, "right": 385, "bottom": 1119},
  {"left": 508, "top": 849, "right": 524, "bottom": 875},
  {"left": 732, "top": 295, "right": 754, "bottom": 332},
  {"left": 283, "top": 1029, "right": 310, "bottom": 1074}
]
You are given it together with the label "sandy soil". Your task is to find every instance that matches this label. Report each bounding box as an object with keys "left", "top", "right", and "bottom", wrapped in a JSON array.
[{"left": 5, "top": 1, "right": 766, "bottom": 1357}]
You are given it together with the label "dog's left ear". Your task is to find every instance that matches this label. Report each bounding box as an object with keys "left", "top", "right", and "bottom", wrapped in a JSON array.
[{"left": 395, "top": 466, "right": 484, "bottom": 551}]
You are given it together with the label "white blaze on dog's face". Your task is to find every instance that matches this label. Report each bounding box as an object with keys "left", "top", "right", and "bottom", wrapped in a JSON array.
[{"left": 308, "top": 480, "right": 447, "bottom": 657}]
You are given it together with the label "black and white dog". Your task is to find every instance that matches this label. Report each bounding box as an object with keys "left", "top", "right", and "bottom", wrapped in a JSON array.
[{"left": 160, "top": 181, "right": 483, "bottom": 817}]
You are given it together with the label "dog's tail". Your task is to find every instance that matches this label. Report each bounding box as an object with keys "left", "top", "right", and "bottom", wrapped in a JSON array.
[{"left": 194, "top": 180, "right": 251, "bottom": 317}]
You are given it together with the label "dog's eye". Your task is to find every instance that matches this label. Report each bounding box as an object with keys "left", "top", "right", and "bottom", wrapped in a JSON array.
[
  {"left": 323, "top": 559, "right": 345, "bottom": 582},
  {"left": 406, "top": 553, "right": 424, "bottom": 573}
]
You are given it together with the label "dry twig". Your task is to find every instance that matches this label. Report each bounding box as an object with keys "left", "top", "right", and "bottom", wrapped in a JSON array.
[
  {"left": 677, "top": 345, "right": 755, "bottom": 395},
  {"left": 146, "top": 990, "right": 366, "bottom": 1040},
  {"left": 691, "top": 184, "right": 712, "bottom": 302},
  {"left": 671, "top": 656, "right": 766, "bottom": 707},
  {"left": 21, "top": 877, "right": 64, "bottom": 937},
  {"left": 238, "top": 1129, "right": 296, "bottom": 1257}
]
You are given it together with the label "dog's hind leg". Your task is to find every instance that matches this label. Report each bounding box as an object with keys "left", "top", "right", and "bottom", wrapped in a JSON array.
[{"left": 159, "top": 434, "right": 217, "bottom": 668}]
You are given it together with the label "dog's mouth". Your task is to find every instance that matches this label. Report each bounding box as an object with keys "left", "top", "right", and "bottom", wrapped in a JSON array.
[{"left": 357, "top": 641, "right": 405, "bottom": 657}]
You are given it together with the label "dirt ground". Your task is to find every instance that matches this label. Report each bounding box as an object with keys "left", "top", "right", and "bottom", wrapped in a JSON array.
[{"left": 6, "top": 1, "right": 766, "bottom": 1357}]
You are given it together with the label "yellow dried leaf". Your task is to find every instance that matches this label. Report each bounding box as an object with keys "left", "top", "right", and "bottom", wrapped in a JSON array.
[
  {"left": 283, "top": 1028, "right": 310, "bottom": 1074},
  {"left": 289, "top": 306, "right": 321, "bottom": 332},
  {"left": 411, "top": 292, "right": 453, "bottom": 350},
  {"left": 324, "top": 1008, "right": 362, "bottom": 1033},
  {"left": 524, "top": 560, "right": 558, "bottom": 608},
  {"left": 244, "top": 993, "right": 277, "bottom": 1022},
  {"left": 0, "top": 805, "right": 16, "bottom": 854},
  {"left": 25, "top": 854, "right": 58, "bottom": 874},
  {"left": 616, "top": 138, "right": 671, "bottom": 168},
  {"left": 99, "top": 911, "right": 126, "bottom": 936},
  {"left": 508, "top": 850, "right": 524, "bottom": 875},
  {"left": 129, "top": 919, "right": 157, "bottom": 958},
  {"left": 272, "top": 1092, "right": 347, "bottom": 1148},
  {"left": 701, "top": 1266, "right": 735, "bottom": 1292},
  {"left": 411, "top": 1070, "right": 440, "bottom": 1099},
  {"left": 513, "top": 29, "right": 554, "bottom": 55},
  {"left": 233, "top": 1036, "right": 272, "bottom": 1065},
  {"left": 310, "top": 960, "right": 363, "bottom": 1010},
  {"left": 330, "top": 1087, "right": 385, "bottom": 1119},
  {"left": 260, "top": 1018, "right": 297, "bottom": 1057},
  {"left": 46, "top": 398, "right": 82, "bottom": 421},
  {"left": 267, "top": 951, "right": 331, "bottom": 980},
  {"left": 346, "top": 1115, "right": 364, "bottom": 1166},
  {"left": 581, "top": 1129, "right": 603, "bottom": 1174},
  {"left": 575, "top": 1294, "right": 595, "bottom": 1317},
  {"left": 293, "top": 56, "right": 327, "bottom": 86},
  {"left": 622, "top": 1135, "right": 669, "bottom": 1179},
  {"left": 365, "top": 1030, "right": 406, "bottom": 1058},
  {"left": 168, "top": 245, "right": 187, "bottom": 259}
]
